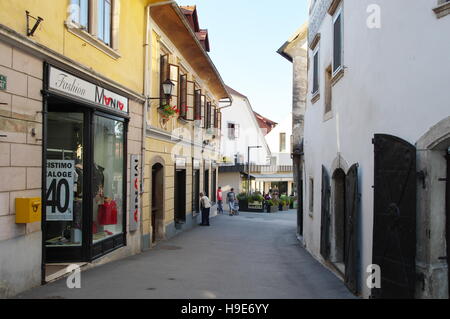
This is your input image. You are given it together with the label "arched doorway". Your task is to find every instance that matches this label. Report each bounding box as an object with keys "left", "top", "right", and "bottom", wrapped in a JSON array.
[
  {"left": 416, "top": 117, "right": 450, "bottom": 298},
  {"left": 152, "top": 163, "right": 165, "bottom": 243},
  {"left": 331, "top": 168, "right": 346, "bottom": 274}
]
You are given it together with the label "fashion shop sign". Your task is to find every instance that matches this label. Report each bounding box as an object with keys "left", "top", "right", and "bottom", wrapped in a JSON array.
[{"left": 48, "top": 66, "right": 128, "bottom": 114}]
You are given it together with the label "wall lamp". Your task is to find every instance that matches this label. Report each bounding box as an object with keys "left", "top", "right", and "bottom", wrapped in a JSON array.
[{"left": 148, "top": 80, "right": 175, "bottom": 101}]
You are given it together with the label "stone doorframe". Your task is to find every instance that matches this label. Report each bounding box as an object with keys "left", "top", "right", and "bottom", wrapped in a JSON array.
[
  {"left": 416, "top": 116, "right": 450, "bottom": 299},
  {"left": 149, "top": 156, "right": 166, "bottom": 243},
  {"left": 328, "top": 154, "right": 350, "bottom": 273}
]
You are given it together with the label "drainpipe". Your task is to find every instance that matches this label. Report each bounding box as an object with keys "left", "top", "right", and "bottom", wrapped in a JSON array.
[{"left": 142, "top": 4, "right": 151, "bottom": 197}]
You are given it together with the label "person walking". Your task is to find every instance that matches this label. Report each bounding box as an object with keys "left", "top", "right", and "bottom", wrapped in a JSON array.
[
  {"left": 227, "top": 188, "right": 237, "bottom": 216},
  {"left": 199, "top": 192, "right": 211, "bottom": 226},
  {"left": 217, "top": 187, "right": 224, "bottom": 214}
]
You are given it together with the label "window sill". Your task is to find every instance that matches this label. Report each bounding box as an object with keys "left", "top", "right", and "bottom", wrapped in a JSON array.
[
  {"left": 177, "top": 117, "right": 190, "bottom": 125},
  {"left": 331, "top": 67, "right": 345, "bottom": 86},
  {"left": 323, "top": 110, "right": 333, "bottom": 122},
  {"left": 311, "top": 92, "right": 321, "bottom": 104},
  {"left": 433, "top": 2, "right": 450, "bottom": 19},
  {"left": 65, "top": 21, "right": 121, "bottom": 60}
]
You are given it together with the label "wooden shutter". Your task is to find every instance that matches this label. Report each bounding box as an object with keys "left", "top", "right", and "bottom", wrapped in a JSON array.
[
  {"left": 185, "top": 80, "right": 195, "bottom": 121},
  {"left": 160, "top": 55, "right": 169, "bottom": 107},
  {"left": 344, "top": 164, "right": 359, "bottom": 295},
  {"left": 179, "top": 74, "right": 188, "bottom": 119},
  {"left": 218, "top": 111, "right": 222, "bottom": 130},
  {"left": 169, "top": 64, "right": 179, "bottom": 110},
  {"left": 371, "top": 135, "right": 417, "bottom": 299},
  {"left": 211, "top": 104, "right": 216, "bottom": 130},
  {"left": 194, "top": 89, "right": 201, "bottom": 121},
  {"left": 213, "top": 106, "right": 218, "bottom": 129},
  {"left": 320, "top": 165, "right": 331, "bottom": 260},
  {"left": 201, "top": 95, "right": 206, "bottom": 128},
  {"left": 206, "top": 101, "right": 211, "bottom": 129}
]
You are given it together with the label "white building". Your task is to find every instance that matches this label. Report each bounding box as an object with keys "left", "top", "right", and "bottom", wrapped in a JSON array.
[
  {"left": 302, "top": 0, "right": 450, "bottom": 299},
  {"left": 220, "top": 86, "right": 271, "bottom": 166},
  {"left": 266, "top": 113, "right": 294, "bottom": 166},
  {"left": 218, "top": 86, "right": 271, "bottom": 193}
]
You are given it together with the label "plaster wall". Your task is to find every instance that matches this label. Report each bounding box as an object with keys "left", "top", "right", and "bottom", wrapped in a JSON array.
[{"left": 303, "top": 0, "right": 450, "bottom": 298}]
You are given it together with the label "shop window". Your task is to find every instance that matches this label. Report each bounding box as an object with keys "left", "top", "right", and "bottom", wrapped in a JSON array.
[
  {"left": 45, "top": 112, "right": 85, "bottom": 248},
  {"left": 97, "top": 0, "right": 112, "bottom": 46},
  {"left": 92, "top": 115, "right": 124, "bottom": 244}
]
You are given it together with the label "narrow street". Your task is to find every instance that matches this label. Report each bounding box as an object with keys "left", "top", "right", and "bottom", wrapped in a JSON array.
[{"left": 17, "top": 211, "right": 354, "bottom": 299}]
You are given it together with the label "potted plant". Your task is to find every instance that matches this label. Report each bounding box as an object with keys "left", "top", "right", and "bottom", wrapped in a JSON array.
[
  {"left": 158, "top": 104, "right": 178, "bottom": 120},
  {"left": 247, "top": 193, "right": 264, "bottom": 212},
  {"left": 267, "top": 199, "right": 279, "bottom": 213},
  {"left": 279, "top": 195, "right": 290, "bottom": 211},
  {"left": 237, "top": 192, "right": 248, "bottom": 211}
]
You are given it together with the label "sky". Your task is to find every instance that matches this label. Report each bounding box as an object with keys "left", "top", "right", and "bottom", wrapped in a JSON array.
[{"left": 177, "top": 0, "right": 308, "bottom": 123}]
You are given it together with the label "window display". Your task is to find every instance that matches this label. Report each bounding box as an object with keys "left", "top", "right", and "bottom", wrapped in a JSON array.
[
  {"left": 45, "top": 112, "right": 84, "bottom": 247},
  {"left": 92, "top": 115, "right": 124, "bottom": 243}
]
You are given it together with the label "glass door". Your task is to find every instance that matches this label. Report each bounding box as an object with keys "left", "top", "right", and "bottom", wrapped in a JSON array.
[{"left": 45, "top": 110, "right": 86, "bottom": 261}]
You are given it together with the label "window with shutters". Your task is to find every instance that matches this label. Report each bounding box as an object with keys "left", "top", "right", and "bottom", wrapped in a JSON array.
[
  {"left": 217, "top": 111, "right": 222, "bottom": 131},
  {"left": 201, "top": 95, "right": 206, "bottom": 128},
  {"left": 169, "top": 64, "right": 180, "bottom": 110},
  {"left": 206, "top": 101, "right": 212, "bottom": 129},
  {"left": 280, "top": 133, "right": 286, "bottom": 152},
  {"left": 194, "top": 88, "right": 201, "bottom": 121},
  {"left": 332, "top": 4, "right": 343, "bottom": 75},
  {"left": 309, "top": 178, "right": 314, "bottom": 214},
  {"left": 213, "top": 105, "right": 218, "bottom": 129},
  {"left": 324, "top": 65, "right": 333, "bottom": 118},
  {"left": 228, "top": 123, "right": 239, "bottom": 140},
  {"left": 159, "top": 54, "right": 169, "bottom": 108},
  {"left": 312, "top": 47, "right": 320, "bottom": 99},
  {"left": 179, "top": 74, "right": 188, "bottom": 119},
  {"left": 185, "top": 80, "right": 195, "bottom": 121}
]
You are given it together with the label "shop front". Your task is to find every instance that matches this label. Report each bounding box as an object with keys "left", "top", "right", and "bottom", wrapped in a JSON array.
[{"left": 43, "top": 64, "right": 130, "bottom": 263}]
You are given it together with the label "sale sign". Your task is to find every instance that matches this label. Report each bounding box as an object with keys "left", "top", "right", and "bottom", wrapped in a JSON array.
[{"left": 46, "top": 160, "right": 75, "bottom": 221}]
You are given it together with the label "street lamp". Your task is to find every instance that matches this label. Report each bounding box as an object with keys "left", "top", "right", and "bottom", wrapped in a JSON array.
[
  {"left": 248, "top": 146, "right": 262, "bottom": 194},
  {"left": 148, "top": 79, "right": 175, "bottom": 101}
]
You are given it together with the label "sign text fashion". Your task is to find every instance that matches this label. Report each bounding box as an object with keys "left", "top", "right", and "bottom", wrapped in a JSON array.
[{"left": 48, "top": 66, "right": 129, "bottom": 114}]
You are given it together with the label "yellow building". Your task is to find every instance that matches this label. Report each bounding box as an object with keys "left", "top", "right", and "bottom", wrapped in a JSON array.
[
  {"left": 143, "top": 3, "right": 230, "bottom": 244},
  {"left": 0, "top": 0, "right": 173, "bottom": 297}
]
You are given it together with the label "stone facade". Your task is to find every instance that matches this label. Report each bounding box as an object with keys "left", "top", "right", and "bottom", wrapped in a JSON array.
[{"left": 0, "top": 43, "right": 43, "bottom": 298}]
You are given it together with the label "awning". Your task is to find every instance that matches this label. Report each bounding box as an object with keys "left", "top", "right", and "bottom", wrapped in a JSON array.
[{"left": 251, "top": 173, "right": 294, "bottom": 182}]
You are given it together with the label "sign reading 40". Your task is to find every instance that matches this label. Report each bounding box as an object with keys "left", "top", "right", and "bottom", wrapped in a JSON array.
[{"left": 46, "top": 160, "right": 74, "bottom": 221}]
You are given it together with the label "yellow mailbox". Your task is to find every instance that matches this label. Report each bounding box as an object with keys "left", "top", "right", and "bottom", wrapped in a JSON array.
[{"left": 15, "top": 198, "right": 41, "bottom": 224}]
